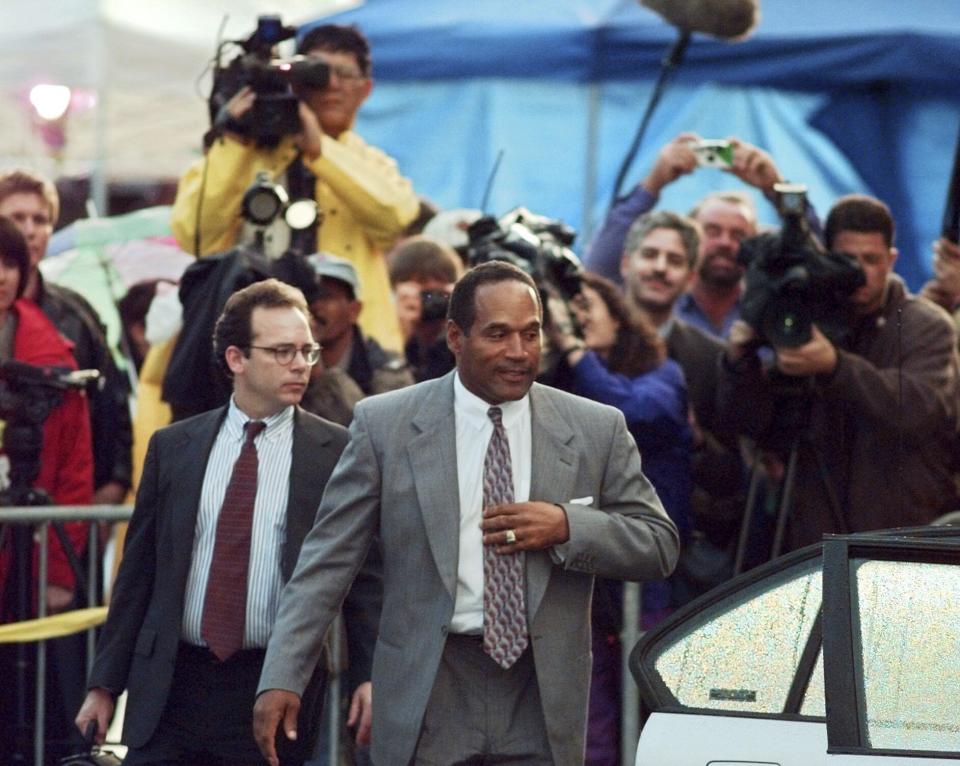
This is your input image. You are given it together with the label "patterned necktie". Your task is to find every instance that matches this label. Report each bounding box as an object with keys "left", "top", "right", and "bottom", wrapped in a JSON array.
[
  {"left": 201, "top": 419, "right": 266, "bottom": 661},
  {"left": 482, "top": 407, "right": 528, "bottom": 669}
]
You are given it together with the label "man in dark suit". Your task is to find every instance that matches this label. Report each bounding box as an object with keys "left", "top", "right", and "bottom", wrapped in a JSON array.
[
  {"left": 75, "top": 279, "right": 380, "bottom": 765},
  {"left": 253, "top": 261, "right": 679, "bottom": 765}
]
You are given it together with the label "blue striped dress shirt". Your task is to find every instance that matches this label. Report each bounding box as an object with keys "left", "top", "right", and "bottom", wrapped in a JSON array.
[{"left": 181, "top": 399, "right": 294, "bottom": 649}]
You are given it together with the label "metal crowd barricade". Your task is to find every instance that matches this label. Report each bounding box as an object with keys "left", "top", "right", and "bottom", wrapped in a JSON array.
[
  {"left": 2, "top": 504, "right": 643, "bottom": 766},
  {"left": 1, "top": 504, "right": 131, "bottom": 766},
  {"left": 0, "top": 504, "right": 353, "bottom": 766}
]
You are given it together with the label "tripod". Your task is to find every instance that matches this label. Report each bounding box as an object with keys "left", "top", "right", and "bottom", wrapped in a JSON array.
[
  {"left": 732, "top": 378, "right": 848, "bottom": 575},
  {"left": 0, "top": 364, "right": 91, "bottom": 764}
]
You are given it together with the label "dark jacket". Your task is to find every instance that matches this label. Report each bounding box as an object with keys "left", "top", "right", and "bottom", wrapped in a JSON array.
[
  {"left": 718, "top": 277, "right": 960, "bottom": 548},
  {"left": 37, "top": 276, "right": 132, "bottom": 492},
  {"left": 346, "top": 326, "right": 413, "bottom": 395},
  {"left": 87, "top": 406, "right": 381, "bottom": 749}
]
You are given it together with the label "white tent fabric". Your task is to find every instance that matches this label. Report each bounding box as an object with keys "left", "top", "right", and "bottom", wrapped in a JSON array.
[{"left": 0, "top": 0, "right": 356, "bottom": 178}]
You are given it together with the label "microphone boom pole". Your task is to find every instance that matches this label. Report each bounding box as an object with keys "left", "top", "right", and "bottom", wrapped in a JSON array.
[{"left": 608, "top": 29, "right": 692, "bottom": 207}]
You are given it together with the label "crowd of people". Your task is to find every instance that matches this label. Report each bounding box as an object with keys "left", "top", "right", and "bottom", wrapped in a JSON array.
[{"left": 0, "top": 19, "right": 958, "bottom": 766}]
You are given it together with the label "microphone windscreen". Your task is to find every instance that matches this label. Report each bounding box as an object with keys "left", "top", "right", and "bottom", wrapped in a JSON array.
[{"left": 640, "top": 0, "right": 760, "bottom": 41}]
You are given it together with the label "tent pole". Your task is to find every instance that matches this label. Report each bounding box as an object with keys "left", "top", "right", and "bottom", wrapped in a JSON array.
[
  {"left": 90, "top": 17, "right": 108, "bottom": 216},
  {"left": 581, "top": 82, "right": 601, "bottom": 249}
]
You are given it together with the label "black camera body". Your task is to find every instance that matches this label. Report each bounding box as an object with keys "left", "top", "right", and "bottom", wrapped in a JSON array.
[
  {"left": 738, "top": 184, "right": 865, "bottom": 348},
  {"left": 420, "top": 290, "right": 451, "bottom": 322},
  {"left": 466, "top": 207, "right": 584, "bottom": 304},
  {"left": 0, "top": 361, "right": 96, "bottom": 506},
  {"left": 209, "top": 15, "right": 330, "bottom": 146}
]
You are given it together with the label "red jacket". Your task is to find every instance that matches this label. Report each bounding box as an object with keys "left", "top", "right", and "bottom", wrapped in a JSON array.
[{"left": 1, "top": 299, "right": 93, "bottom": 610}]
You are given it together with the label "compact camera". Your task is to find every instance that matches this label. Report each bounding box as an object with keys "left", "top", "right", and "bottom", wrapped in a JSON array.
[{"left": 693, "top": 139, "right": 734, "bottom": 168}]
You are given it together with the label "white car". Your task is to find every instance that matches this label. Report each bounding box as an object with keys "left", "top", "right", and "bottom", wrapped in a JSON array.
[{"left": 631, "top": 527, "right": 960, "bottom": 764}]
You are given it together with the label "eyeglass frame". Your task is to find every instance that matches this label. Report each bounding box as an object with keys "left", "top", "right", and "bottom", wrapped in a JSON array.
[{"left": 246, "top": 343, "right": 322, "bottom": 366}]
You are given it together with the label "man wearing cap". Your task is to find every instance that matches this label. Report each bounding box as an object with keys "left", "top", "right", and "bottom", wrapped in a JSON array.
[{"left": 304, "top": 254, "right": 413, "bottom": 424}]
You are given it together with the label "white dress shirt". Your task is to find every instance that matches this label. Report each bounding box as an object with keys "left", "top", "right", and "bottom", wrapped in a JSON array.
[
  {"left": 450, "top": 373, "right": 532, "bottom": 634},
  {"left": 181, "top": 399, "right": 294, "bottom": 648}
]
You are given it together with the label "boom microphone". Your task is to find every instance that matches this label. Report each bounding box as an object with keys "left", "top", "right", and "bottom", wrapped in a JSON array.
[{"left": 640, "top": 0, "right": 760, "bottom": 41}]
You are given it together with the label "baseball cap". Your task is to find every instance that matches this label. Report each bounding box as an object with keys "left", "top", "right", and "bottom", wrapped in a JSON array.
[{"left": 307, "top": 252, "right": 361, "bottom": 300}]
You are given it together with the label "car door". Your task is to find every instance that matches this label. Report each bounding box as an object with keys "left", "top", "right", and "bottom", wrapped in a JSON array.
[
  {"left": 631, "top": 530, "right": 960, "bottom": 765},
  {"left": 820, "top": 534, "right": 960, "bottom": 764}
]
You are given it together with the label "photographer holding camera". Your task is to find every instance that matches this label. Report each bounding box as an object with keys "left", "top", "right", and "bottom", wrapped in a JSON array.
[
  {"left": 586, "top": 132, "right": 795, "bottom": 338},
  {"left": 718, "top": 194, "right": 960, "bottom": 551},
  {"left": 387, "top": 235, "right": 463, "bottom": 382},
  {"left": 171, "top": 23, "right": 419, "bottom": 353}
]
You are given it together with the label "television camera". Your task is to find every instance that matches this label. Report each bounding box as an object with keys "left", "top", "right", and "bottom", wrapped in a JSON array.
[
  {"left": 738, "top": 183, "right": 865, "bottom": 348},
  {"left": 208, "top": 15, "right": 330, "bottom": 146}
]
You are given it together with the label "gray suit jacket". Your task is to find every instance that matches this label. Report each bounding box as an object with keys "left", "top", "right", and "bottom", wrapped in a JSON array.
[
  {"left": 259, "top": 372, "right": 679, "bottom": 765},
  {"left": 87, "top": 405, "right": 373, "bottom": 749}
]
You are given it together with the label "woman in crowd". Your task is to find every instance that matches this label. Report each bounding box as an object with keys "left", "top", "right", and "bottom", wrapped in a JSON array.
[
  {"left": 0, "top": 215, "right": 94, "bottom": 762},
  {"left": 0, "top": 215, "right": 92, "bottom": 618},
  {"left": 548, "top": 272, "right": 692, "bottom": 766}
]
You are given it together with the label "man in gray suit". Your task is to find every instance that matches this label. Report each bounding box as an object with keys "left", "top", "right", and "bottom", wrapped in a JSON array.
[
  {"left": 75, "top": 279, "right": 380, "bottom": 765},
  {"left": 254, "top": 261, "right": 679, "bottom": 765}
]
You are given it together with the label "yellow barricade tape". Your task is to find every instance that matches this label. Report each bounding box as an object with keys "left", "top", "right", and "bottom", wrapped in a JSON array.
[{"left": 0, "top": 607, "right": 108, "bottom": 643}]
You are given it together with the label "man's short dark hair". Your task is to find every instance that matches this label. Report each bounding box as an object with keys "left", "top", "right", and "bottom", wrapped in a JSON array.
[
  {"left": 0, "top": 169, "right": 60, "bottom": 225},
  {"left": 624, "top": 210, "right": 702, "bottom": 270},
  {"left": 388, "top": 236, "right": 463, "bottom": 287},
  {"left": 447, "top": 261, "right": 541, "bottom": 334},
  {"left": 213, "top": 279, "right": 309, "bottom": 377},
  {"left": 824, "top": 194, "right": 896, "bottom": 250},
  {"left": 298, "top": 24, "right": 371, "bottom": 76},
  {"left": 0, "top": 216, "right": 29, "bottom": 298}
]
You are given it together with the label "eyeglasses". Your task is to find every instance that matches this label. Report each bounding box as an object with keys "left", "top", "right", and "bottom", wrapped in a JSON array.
[
  {"left": 328, "top": 64, "right": 366, "bottom": 82},
  {"left": 247, "top": 344, "right": 321, "bottom": 366}
]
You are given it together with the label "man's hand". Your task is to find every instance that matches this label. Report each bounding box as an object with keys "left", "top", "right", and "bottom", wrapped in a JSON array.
[
  {"left": 725, "top": 319, "right": 758, "bottom": 365},
  {"left": 92, "top": 481, "right": 128, "bottom": 506},
  {"left": 253, "top": 689, "right": 301, "bottom": 766},
  {"left": 642, "top": 132, "right": 700, "bottom": 196},
  {"left": 347, "top": 681, "right": 373, "bottom": 747},
  {"left": 296, "top": 102, "right": 324, "bottom": 160},
  {"left": 725, "top": 137, "right": 783, "bottom": 197},
  {"left": 933, "top": 237, "right": 960, "bottom": 302},
  {"left": 74, "top": 687, "right": 114, "bottom": 745},
  {"left": 775, "top": 325, "right": 837, "bottom": 377},
  {"left": 480, "top": 502, "right": 570, "bottom": 554},
  {"left": 46, "top": 584, "right": 75, "bottom": 613}
]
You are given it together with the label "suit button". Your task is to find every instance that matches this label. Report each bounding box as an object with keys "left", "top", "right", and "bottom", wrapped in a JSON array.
[{"left": 440, "top": 625, "right": 448, "bottom": 635}]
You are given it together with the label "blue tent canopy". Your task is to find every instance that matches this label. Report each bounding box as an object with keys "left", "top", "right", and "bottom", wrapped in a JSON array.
[{"left": 304, "top": 0, "right": 960, "bottom": 289}]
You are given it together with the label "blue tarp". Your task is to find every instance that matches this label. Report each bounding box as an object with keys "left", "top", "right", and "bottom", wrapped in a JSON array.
[{"left": 305, "top": 0, "right": 960, "bottom": 289}]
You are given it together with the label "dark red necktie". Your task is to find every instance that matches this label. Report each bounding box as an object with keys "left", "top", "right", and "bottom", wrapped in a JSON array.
[{"left": 201, "top": 420, "right": 266, "bottom": 661}]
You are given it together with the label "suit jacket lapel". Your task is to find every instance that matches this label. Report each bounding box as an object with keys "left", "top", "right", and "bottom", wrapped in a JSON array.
[
  {"left": 527, "top": 384, "right": 578, "bottom": 621},
  {"left": 169, "top": 408, "right": 226, "bottom": 590},
  {"left": 408, "top": 373, "right": 461, "bottom": 601}
]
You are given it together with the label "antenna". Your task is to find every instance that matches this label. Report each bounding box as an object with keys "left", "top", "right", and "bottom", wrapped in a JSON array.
[{"left": 479, "top": 150, "right": 505, "bottom": 213}]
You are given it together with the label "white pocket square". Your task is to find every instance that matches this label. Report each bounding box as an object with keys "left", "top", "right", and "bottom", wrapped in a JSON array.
[{"left": 569, "top": 496, "right": 594, "bottom": 506}]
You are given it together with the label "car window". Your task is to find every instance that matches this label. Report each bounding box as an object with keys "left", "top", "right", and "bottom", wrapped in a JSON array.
[
  {"left": 648, "top": 557, "right": 821, "bottom": 713},
  {"left": 851, "top": 558, "right": 960, "bottom": 752},
  {"left": 800, "top": 648, "right": 825, "bottom": 716}
]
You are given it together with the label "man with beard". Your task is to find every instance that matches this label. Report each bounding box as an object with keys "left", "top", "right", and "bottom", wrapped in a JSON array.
[{"left": 585, "top": 132, "right": 786, "bottom": 338}]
